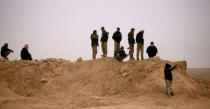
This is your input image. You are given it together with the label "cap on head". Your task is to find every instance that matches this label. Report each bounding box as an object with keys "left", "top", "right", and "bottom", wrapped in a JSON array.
[
  {"left": 24, "top": 44, "right": 28, "bottom": 49},
  {"left": 131, "top": 28, "right": 135, "bottom": 31},
  {"left": 93, "top": 30, "right": 97, "bottom": 33},
  {"left": 120, "top": 46, "right": 124, "bottom": 49}
]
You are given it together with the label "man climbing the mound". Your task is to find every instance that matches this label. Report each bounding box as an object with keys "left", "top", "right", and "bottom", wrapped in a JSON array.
[{"left": 164, "top": 63, "right": 177, "bottom": 97}]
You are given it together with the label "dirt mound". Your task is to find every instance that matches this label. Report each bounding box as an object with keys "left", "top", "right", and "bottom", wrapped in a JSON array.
[{"left": 0, "top": 57, "right": 208, "bottom": 98}]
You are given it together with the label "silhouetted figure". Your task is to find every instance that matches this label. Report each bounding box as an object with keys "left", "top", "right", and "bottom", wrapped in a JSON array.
[
  {"left": 146, "top": 42, "right": 158, "bottom": 58},
  {"left": 21, "top": 44, "right": 32, "bottom": 60},
  {"left": 164, "top": 63, "right": 177, "bottom": 97},
  {"left": 128, "top": 28, "right": 135, "bottom": 60},
  {"left": 91, "top": 30, "right": 99, "bottom": 60},
  {"left": 1, "top": 43, "right": 13, "bottom": 59},
  {"left": 136, "top": 30, "right": 144, "bottom": 60},
  {"left": 114, "top": 46, "right": 127, "bottom": 61},
  {"left": 100, "top": 27, "right": 109, "bottom": 57},
  {"left": 112, "top": 27, "right": 122, "bottom": 56}
]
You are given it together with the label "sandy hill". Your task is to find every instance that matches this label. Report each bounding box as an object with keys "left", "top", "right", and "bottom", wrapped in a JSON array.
[{"left": 0, "top": 57, "right": 210, "bottom": 109}]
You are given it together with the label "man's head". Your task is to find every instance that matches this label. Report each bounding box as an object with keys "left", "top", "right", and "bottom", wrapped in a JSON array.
[
  {"left": 140, "top": 30, "right": 144, "bottom": 34},
  {"left": 150, "top": 41, "right": 154, "bottom": 45},
  {"left": 4, "top": 43, "right": 8, "bottom": 48},
  {"left": 24, "top": 44, "right": 29, "bottom": 49},
  {"left": 120, "top": 46, "right": 124, "bottom": 50},
  {"left": 117, "top": 27, "right": 120, "bottom": 32},
  {"left": 165, "top": 63, "right": 171, "bottom": 69},
  {"left": 131, "top": 28, "right": 135, "bottom": 33},
  {"left": 101, "top": 27, "right": 105, "bottom": 32},
  {"left": 93, "top": 30, "right": 97, "bottom": 35}
]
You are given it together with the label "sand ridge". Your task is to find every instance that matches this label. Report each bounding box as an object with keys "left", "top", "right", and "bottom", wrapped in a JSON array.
[{"left": 0, "top": 57, "right": 210, "bottom": 109}]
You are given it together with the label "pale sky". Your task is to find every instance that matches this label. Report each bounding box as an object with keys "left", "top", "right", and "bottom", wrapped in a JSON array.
[{"left": 0, "top": 0, "right": 210, "bottom": 68}]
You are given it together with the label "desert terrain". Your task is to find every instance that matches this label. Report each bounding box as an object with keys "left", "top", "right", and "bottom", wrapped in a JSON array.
[
  {"left": 0, "top": 57, "right": 210, "bottom": 109},
  {"left": 187, "top": 68, "right": 210, "bottom": 80}
]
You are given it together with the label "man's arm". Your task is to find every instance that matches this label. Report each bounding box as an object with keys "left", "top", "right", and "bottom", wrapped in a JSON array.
[
  {"left": 165, "top": 66, "right": 176, "bottom": 72},
  {"left": 112, "top": 32, "right": 116, "bottom": 40},
  {"left": 119, "top": 33, "right": 122, "bottom": 42},
  {"left": 28, "top": 52, "right": 32, "bottom": 60},
  {"left": 146, "top": 47, "right": 150, "bottom": 53},
  {"left": 91, "top": 35, "right": 98, "bottom": 40},
  {"left": 155, "top": 47, "right": 158, "bottom": 54},
  {"left": 136, "top": 33, "right": 140, "bottom": 42},
  {"left": 170, "top": 66, "right": 177, "bottom": 71},
  {"left": 128, "top": 33, "right": 132, "bottom": 42},
  {"left": 8, "top": 48, "right": 13, "bottom": 53}
]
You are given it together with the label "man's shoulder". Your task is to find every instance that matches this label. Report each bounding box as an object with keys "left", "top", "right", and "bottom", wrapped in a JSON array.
[
  {"left": 115, "top": 31, "right": 120, "bottom": 34},
  {"left": 147, "top": 46, "right": 153, "bottom": 49},
  {"left": 152, "top": 46, "right": 157, "bottom": 49},
  {"left": 1, "top": 46, "right": 6, "bottom": 49},
  {"left": 136, "top": 32, "right": 141, "bottom": 36}
]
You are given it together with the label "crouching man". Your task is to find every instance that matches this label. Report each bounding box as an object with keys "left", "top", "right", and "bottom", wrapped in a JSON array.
[
  {"left": 164, "top": 63, "right": 177, "bottom": 97},
  {"left": 21, "top": 44, "right": 33, "bottom": 60},
  {"left": 1, "top": 43, "right": 13, "bottom": 59},
  {"left": 114, "top": 46, "right": 128, "bottom": 61},
  {"left": 146, "top": 41, "right": 158, "bottom": 58}
]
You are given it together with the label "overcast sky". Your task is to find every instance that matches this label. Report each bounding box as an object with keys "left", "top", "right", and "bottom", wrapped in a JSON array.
[{"left": 0, "top": 0, "right": 210, "bottom": 68}]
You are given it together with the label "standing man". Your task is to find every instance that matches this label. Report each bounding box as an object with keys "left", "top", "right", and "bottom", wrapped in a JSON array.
[
  {"left": 1, "top": 43, "right": 13, "bottom": 59},
  {"left": 100, "top": 27, "right": 109, "bottom": 57},
  {"left": 91, "top": 30, "right": 99, "bottom": 60},
  {"left": 136, "top": 30, "right": 144, "bottom": 60},
  {"left": 164, "top": 63, "right": 177, "bottom": 97},
  {"left": 112, "top": 27, "right": 122, "bottom": 56},
  {"left": 146, "top": 41, "right": 158, "bottom": 58},
  {"left": 21, "top": 44, "right": 33, "bottom": 60},
  {"left": 128, "top": 28, "right": 135, "bottom": 60}
]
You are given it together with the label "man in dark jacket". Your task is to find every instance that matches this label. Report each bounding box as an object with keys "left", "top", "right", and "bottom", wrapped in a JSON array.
[
  {"left": 128, "top": 28, "right": 135, "bottom": 60},
  {"left": 1, "top": 43, "right": 13, "bottom": 59},
  {"left": 164, "top": 63, "right": 177, "bottom": 96},
  {"left": 91, "top": 30, "right": 99, "bottom": 60},
  {"left": 114, "top": 46, "right": 127, "bottom": 61},
  {"left": 136, "top": 30, "right": 144, "bottom": 60},
  {"left": 112, "top": 27, "right": 122, "bottom": 55},
  {"left": 100, "top": 27, "right": 109, "bottom": 57},
  {"left": 146, "top": 42, "right": 158, "bottom": 58},
  {"left": 21, "top": 44, "right": 32, "bottom": 60}
]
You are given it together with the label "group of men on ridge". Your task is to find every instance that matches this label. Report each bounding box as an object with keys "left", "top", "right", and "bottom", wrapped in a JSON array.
[
  {"left": 90, "top": 27, "right": 176, "bottom": 97},
  {"left": 90, "top": 27, "right": 158, "bottom": 61},
  {"left": 1, "top": 43, "right": 32, "bottom": 60},
  {"left": 1, "top": 28, "right": 176, "bottom": 97}
]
